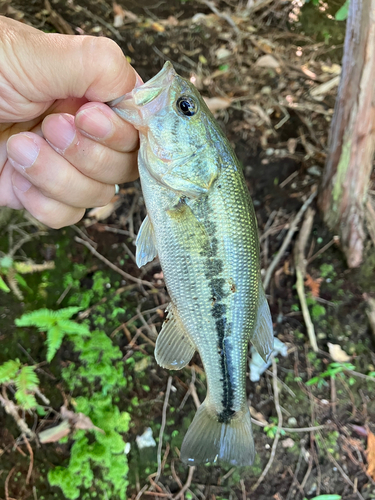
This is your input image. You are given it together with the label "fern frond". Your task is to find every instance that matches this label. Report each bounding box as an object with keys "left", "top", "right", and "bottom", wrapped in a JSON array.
[
  {"left": 15, "top": 390, "right": 38, "bottom": 410},
  {"left": 53, "top": 307, "right": 82, "bottom": 320},
  {"left": 15, "top": 309, "right": 56, "bottom": 329},
  {"left": 58, "top": 320, "right": 90, "bottom": 337},
  {"left": 0, "top": 359, "right": 21, "bottom": 383},
  {"left": 15, "top": 366, "right": 39, "bottom": 392},
  {"left": 46, "top": 325, "right": 65, "bottom": 362}
]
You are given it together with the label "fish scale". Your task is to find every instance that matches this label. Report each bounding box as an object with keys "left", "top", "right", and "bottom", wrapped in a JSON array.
[{"left": 110, "top": 61, "right": 274, "bottom": 466}]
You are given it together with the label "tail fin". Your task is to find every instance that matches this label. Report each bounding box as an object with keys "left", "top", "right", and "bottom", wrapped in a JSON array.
[{"left": 180, "top": 400, "right": 255, "bottom": 466}]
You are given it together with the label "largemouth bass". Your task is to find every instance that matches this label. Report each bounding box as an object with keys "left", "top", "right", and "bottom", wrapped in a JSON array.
[{"left": 110, "top": 62, "right": 273, "bottom": 466}]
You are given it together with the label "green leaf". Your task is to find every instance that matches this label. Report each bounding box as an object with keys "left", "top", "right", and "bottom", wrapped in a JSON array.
[
  {"left": 0, "top": 275, "right": 10, "bottom": 293},
  {"left": 310, "top": 495, "right": 342, "bottom": 500},
  {"left": 335, "top": 0, "right": 349, "bottom": 20},
  {"left": 306, "top": 376, "right": 319, "bottom": 385},
  {"left": 0, "top": 359, "right": 21, "bottom": 383},
  {"left": 46, "top": 325, "right": 65, "bottom": 362}
]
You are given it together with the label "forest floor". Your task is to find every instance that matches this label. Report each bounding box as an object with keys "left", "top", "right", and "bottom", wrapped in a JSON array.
[{"left": 1, "top": 1, "right": 375, "bottom": 500}]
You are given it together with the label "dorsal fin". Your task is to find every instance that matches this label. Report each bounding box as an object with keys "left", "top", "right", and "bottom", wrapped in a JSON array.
[
  {"left": 155, "top": 304, "right": 196, "bottom": 370},
  {"left": 135, "top": 215, "right": 157, "bottom": 268}
]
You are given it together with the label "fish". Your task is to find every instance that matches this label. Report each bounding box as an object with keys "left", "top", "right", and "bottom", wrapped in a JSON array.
[{"left": 109, "top": 61, "right": 274, "bottom": 466}]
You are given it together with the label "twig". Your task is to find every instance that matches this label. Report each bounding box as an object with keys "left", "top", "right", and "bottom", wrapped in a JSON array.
[
  {"left": 172, "top": 466, "right": 196, "bottom": 500},
  {"left": 171, "top": 460, "right": 183, "bottom": 489},
  {"left": 5, "top": 466, "right": 16, "bottom": 500},
  {"left": 317, "top": 431, "right": 365, "bottom": 500},
  {"left": 74, "top": 236, "right": 155, "bottom": 289},
  {"left": 0, "top": 394, "right": 34, "bottom": 437},
  {"left": 251, "top": 357, "right": 283, "bottom": 492},
  {"left": 294, "top": 207, "right": 318, "bottom": 352},
  {"left": 155, "top": 376, "right": 173, "bottom": 484},
  {"left": 79, "top": 6, "right": 124, "bottom": 40},
  {"left": 251, "top": 418, "right": 326, "bottom": 433},
  {"left": 240, "top": 479, "right": 247, "bottom": 500},
  {"left": 23, "top": 435, "right": 34, "bottom": 484},
  {"left": 135, "top": 484, "right": 149, "bottom": 500},
  {"left": 307, "top": 236, "right": 339, "bottom": 264},
  {"left": 263, "top": 190, "right": 317, "bottom": 291},
  {"left": 199, "top": 0, "right": 240, "bottom": 34}
]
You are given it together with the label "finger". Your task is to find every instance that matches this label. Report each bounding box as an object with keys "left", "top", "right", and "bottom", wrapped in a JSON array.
[
  {"left": 75, "top": 102, "right": 139, "bottom": 153},
  {"left": 6, "top": 132, "right": 115, "bottom": 208},
  {"left": 11, "top": 170, "right": 85, "bottom": 229},
  {"left": 41, "top": 109, "right": 138, "bottom": 184},
  {"left": 2, "top": 18, "right": 136, "bottom": 120},
  {"left": 0, "top": 162, "right": 23, "bottom": 209}
]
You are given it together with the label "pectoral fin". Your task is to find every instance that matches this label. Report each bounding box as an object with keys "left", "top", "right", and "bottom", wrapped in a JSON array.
[
  {"left": 135, "top": 215, "right": 157, "bottom": 268},
  {"left": 155, "top": 304, "right": 196, "bottom": 370},
  {"left": 251, "top": 282, "right": 274, "bottom": 362}
]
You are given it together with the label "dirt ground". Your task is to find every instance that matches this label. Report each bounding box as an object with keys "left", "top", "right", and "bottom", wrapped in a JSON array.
[{"left": 1, "top": 0, "right": 375, "bottom": 499}]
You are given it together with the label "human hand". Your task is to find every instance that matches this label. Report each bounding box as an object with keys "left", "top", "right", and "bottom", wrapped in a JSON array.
[{"left": 0, "top": 16, "right": 139, "bottom": 228}]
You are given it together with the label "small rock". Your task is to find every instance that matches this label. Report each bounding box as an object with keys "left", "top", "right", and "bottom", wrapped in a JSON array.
[
  {"left": 307, "top": 165, "right": 322, "bottom": 177},
  {"left": 288, "top": 417, "right": 297, "bottom": 427}
]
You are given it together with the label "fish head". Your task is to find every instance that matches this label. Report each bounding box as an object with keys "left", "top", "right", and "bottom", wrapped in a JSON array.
[{"left": 110, "top": 62, "right": 224, "bottom": 196}]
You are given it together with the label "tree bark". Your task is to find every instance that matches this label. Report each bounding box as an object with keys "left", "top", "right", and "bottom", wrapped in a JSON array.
[{"left": 318, "top": 0, "right": 375, "bottom": 268}]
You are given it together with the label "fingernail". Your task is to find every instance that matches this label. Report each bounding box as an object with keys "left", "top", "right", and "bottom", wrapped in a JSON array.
[
  {"left": 44, "top": 114, "right": 76, "bottom": 152},
  {"left": 12, "top": 171, "right": 32, "bottom": 193},
  {"left": 76, "top": 107, "right": 113, "bottom": 139},
  {"left": 7, "top": 133, "right": 39, "bottom": 169}
]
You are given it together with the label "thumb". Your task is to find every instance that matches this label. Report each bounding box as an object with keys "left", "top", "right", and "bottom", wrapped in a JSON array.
[{"left": 0, "top": 16, "right": 136, "bottom": 119}]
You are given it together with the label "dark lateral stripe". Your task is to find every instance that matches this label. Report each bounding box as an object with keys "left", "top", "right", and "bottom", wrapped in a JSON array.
[{"left": 200, "top": 198, "right": 235, "bottom": 423}]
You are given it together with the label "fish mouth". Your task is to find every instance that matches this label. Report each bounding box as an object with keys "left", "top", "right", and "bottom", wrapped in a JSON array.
[{"left": 108, "top": 61, "right": 177, "bottom": 127}]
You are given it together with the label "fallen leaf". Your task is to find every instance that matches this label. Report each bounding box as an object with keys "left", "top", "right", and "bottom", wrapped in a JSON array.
[
  {"left": 215, "top": 47, "right": 231, "bottom": 60},
  {"left": 151, "top": 21, "right": 165, "bottom": 32},
  {"left": 60, "top": 406, "right": 104, "bottom": 434},
  {"left": 327, "top": 343, "right": 351, "bottom": 363},
  {"left": 203, "top": 96, "right": 232, "bottom": 113},
  {"left": 305, "top": 273, "right": 322, "bottom": 298},
  {"left": 113, "top": 2, "right": 125, "bottom": 27},
  {"left": 367, "top": 430, "right": 375, "bottom": 480},
  {"left": 255, "top": 54, "right": 280, "bottom": 69},
  {"left": 39, "top": 420, "right": 71, "bottom": 443},
  {"left": 249, "top": 406, "right": 268, "bottom": 424}
]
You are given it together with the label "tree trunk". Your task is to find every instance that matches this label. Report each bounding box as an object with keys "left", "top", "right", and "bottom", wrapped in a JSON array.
[{"left": 318, "top": 0, "right": 375, "bottom": 268}]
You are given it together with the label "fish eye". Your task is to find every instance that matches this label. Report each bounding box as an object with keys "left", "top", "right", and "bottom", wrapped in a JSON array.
[{"left": 176, "top": 96, "right": 197, "bottom": 117}]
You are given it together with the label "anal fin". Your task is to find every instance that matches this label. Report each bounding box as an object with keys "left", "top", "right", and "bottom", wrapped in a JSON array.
[
  {"left": 155, "top": 304, "right": 195, "bottom": 370},
  {"left": 135, "top": 215, "right": 157, "bottom": 268},
  {"left": 251, "top": 281, "right": 274, "bottom": 362}
]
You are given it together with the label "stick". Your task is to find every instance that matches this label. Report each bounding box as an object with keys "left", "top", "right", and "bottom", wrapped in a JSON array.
[
  {"left": 155, "top": 376, "right": 173, "bottom": 484},
  {"left": 172, "top": 466, "right": 195, "bottom": 500},
  {"left": 294, "top": 207, "right": 318, "bottom": 352},
  {"left": 23, "top": 436, "right": 34, "bottom": 485},
  {"left": 251, "top": 357, "right": 283, "bottom": 492},
  {"left": 74, "top": 236, "right": 155, "bottom": 289},
  {"left": 263, "top": 190, "right": 317, "bottom": 291}
]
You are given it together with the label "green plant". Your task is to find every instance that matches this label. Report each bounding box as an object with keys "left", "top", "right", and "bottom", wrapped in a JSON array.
[
  {"left": 15, "top": 307, "right": 90, "bottom": 362},
  {"left": 306, "top": 362, "right": 355, "bottom": 388},
  {"left": 0, "top": 360, "right": 40, "bottom": 410},
  {"left": 335, "top": 0, "right": 349, "bottom": 20},
  {"left": 305, "top": 495, "right": 342, "bottom": 500},
  {"left": 14, "top": 285, "right": 131, "bottom": 499}
]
